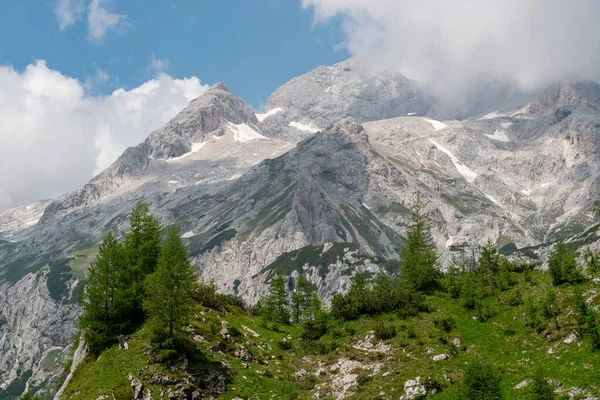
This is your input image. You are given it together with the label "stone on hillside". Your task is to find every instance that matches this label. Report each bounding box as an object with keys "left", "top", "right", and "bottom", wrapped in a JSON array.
[
  {"left": 515, "top": 380, "right": 529, "bottom": 389},
  {"left": 564, "top": 333, "right": 577, "bottom": 344},
  {"left": 401, "top": 377, "right": 427, "bottom": 400}
]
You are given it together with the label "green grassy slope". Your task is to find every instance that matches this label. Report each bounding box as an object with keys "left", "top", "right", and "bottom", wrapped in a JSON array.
[{"left": 60, "top": 270, "right": 600, "bottom": 400}]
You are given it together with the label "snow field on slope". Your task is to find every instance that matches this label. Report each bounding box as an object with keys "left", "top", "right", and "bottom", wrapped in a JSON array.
[{"left": 428, "top": 138, "right": 477, "bottom": 183}]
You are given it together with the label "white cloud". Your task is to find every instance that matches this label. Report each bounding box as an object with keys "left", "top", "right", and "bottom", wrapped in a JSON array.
[
  {"left": 302, "top": 0, "right": 600, "bottom": 91},
  {"left": 0, "top": 60, "right": 208, "bottom": 212},
  {"left": 54, "top": 0, "right": 85, "bottom": 30},
  {"left": 87, "top": 0, "right": 128, "bottom": 42}
]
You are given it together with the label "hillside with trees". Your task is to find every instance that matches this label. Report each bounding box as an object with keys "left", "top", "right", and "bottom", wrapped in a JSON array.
[{"left": 21, "top": 201, "right": 600, "bottom": 400}]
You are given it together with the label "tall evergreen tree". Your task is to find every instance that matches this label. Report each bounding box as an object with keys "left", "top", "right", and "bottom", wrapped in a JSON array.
[
  {"left": 399, "top": 195, "right": 440, "bottom": 293},
  {"left": 263, "top": 270, "right": 290, "bottom": 324},
  {"left": 122, "top": 202, "right": 161, "bottom": 319},
  {"left": 143, "top": 226, "right": 199, "bottom": 339},
  {"left": 79, "top": 231, "right": 130, "bottom": 352},
  {"left": 548, "top": 241, "right": 583, "bottom": 286},
  {"left": 291, "top": 275, "right": 313, "bottom": 324}
]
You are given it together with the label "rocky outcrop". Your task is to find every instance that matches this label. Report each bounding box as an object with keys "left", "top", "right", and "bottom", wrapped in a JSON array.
[{"left": 0, "top": 266, "right": 80, "bottom": 393}]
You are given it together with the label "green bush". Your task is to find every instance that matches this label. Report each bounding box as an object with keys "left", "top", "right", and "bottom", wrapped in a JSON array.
[
  {"left": 374, "top": 323, "right": 397, "bottom": 340},
  {"left": 278, "top": 340, "right": 293, "bottom": 350},
  {"left": 548, "top": 241, "right": 584, "bottom": 286},
  {"left": 530, "top": 368, "right": 555, "bottom": 400},
  {"left": 434, "top": 316, "right": 455, "bottom": 333},
  {"left": 474, "top": 300, "right": 495, "bottom": 322},
  {"left": 462, "top": 361, "right": 503, "bottom": 400},
  {"left": 356, "top": 374, "right": 373, "bottom": 387},
  {"left": 194, "top": 280, "right": 246, "bottom": 312}
]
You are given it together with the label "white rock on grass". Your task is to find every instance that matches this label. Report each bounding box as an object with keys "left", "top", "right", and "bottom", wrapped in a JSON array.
[
  {"left": 515, "top": 380, "right": 529, "bottom": 389},
  {"left": 564, "top": 333, "right": 577, "bottom": 344},
  {"left": 401, "top": 377, "right": 427, "bottom": 400}
]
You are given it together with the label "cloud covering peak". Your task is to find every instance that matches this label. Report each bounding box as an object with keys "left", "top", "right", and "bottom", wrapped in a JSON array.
[{"left": 303, "top": 0, "right": 600, "bottom": 90}]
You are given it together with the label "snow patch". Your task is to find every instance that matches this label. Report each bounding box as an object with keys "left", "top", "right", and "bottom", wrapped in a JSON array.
[
  {"left": 168, "top": 180, "right": 179, "bottom": 184},
  {"left": 484, "top": 130, "right": 510, "bottom": 142},
  {"left": 423, "top": 118, "right": 447, "bottom": 131},
  {"left": 227, "top": 173, "right": 243, "bottom": 181},
  {"left": 168, "top": 141, "right": 206, "bottom": 161},
  {"left": 255, "top": 107, "right": 283, "bottom": 122},
  {"left": 228, "top": 122, "right": 267, "bottom": 142},
  {"left": 500, "top": 122, "right": 513, "bottom": 129},
  {"left": 407, "top": 112, "right": 416, "bottom": 116},
  {"left": 541, "top": 182, "right": 553, "bottom": 188},
  {"left": 521, "top": 188, "right": 533, "bottom": 197},
  {"left": 289, "top": 121, "right": 320, "bottom": 133},
  {"left": 428, "top": 138, "right": 477, "bottom": 183},
  {"left": 326, "top": 86, "right": 331, "bottom": 93},
  {"left": 484, "top": 194, "right": 498, "bottom": 204},
  {"left": 181, "top": 231, "right": 194, "bottom": 239}
]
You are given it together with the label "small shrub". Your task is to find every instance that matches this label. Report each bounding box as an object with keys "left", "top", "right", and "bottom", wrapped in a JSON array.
[
  {"left": 475, "top": 300, "right": 494, "bottom": 322},
  {"left": 530, "top": 368, "right": 555, "bottom": 400},
  {"left": 345, "top": 324, "right": 356, "bottom": 336},
  {"left": 330, "top": 327, "right": 343, "bottom": 339},
  {"left": 407, "top": 326, "right": 417, "bottom": 339},
  {"left": 507, "top": 289, "right": 523, "bottom": 306},
  {"left": 375, "top": 323, "right": 397, "bottom": 340},
  {"left": 434, "top": 316, "right": 455, "bottom": 333},
  {"left": 228, "top": 325, "right": 243, "bottom": 338},
  {"left": 462, "top": 361, "right": 503, "bottom": 400},
  {"left": 278, "top": 340, "right": 293, "bottom": 350},
  {"left": 356, "top": 374, "right": 373, "bottom": 387},
  {"left": 194, "top": 281, "right": 246, "bottom": 311}
]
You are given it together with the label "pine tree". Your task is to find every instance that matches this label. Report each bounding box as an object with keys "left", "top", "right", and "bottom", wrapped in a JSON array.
[
  {"left": 399, "top": 195, "right": 440, "bottom": 293},
  {"left": 263, "top": 270, "right": 290, "bottom": 325},
  {"left": 79, "top": 231, "right": 129, "bottom": 352},
  {"left": 143, "top": 226, "right": 199, "bottom": 339},
  {"left": 122, "top": 202, "right": 161, "bottom": 319},
  {"left": 291, "top": 275, "right": 313, "bottom": 324},
  {"left": 548, "top": 241, "right": 583, "bottom": 285}
]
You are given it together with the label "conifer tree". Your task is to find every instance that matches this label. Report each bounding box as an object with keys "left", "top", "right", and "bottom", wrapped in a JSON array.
[
  {"left": 399, "top": 195, "right": 440, "bottom": 293},
  {"left": 548, "top": 241, "right": 583, "bottom": 285},
  {"left": 122, "top": 202, "right": 161, "bottom": 319},
  {"left": 291, "top": 275, "right": 313, "bottom": 324},
  {"left": 263, "top": 270, "right": 290, "bottom": 324},
  {"left": 79, "top": 231, "right": 129, "bottom": 352},
  {"left": 143, "top": 226, "right": 199, "bottom": 339}
]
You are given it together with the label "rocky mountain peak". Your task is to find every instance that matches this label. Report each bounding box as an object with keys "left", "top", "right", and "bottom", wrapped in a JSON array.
[
  {"left": 529, "top": 79, "right": 600, "bottom": 115},
  {"left": 258, "top": 58, "right": 432, "bottom": 142},
  {"left": 207, "top": 81, "right": 230, "bottom": 93},
  {"left": 329, "top": 118, "right": 368, "bottom": 142},
  {"left": 143, "top": 84, "right": 258, "bottom": 160}
]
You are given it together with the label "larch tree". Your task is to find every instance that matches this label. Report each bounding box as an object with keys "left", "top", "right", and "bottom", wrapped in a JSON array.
[
  {"left": 399, "top": 195, "right": 440, "bottom": 293},
  {"left": 79, "top": 231, "right": 129, "bottom": 352},
  {"left": 122, "top": 202, "right": 161, "bottom": 320},
  {"left": 143, "top": 226, "right": 199, "bottom": 339}
]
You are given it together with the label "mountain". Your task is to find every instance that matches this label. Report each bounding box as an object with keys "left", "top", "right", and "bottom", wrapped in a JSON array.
[
  {"left": 2, "top": 60, "right": 600, "bottom": 398},
  {"left": 257, "top": 58, "right": 434, "bottom": 142}
]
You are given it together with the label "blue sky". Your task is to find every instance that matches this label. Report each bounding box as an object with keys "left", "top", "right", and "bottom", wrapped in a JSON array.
[{"left": 0, "top": 0, "right": 348, "bottom": 108}]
